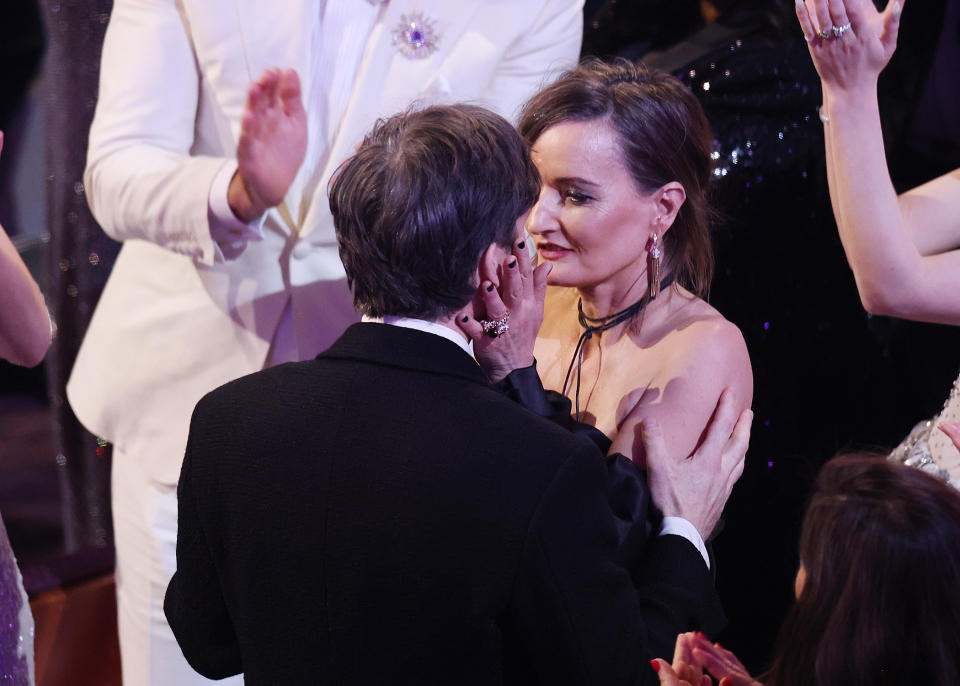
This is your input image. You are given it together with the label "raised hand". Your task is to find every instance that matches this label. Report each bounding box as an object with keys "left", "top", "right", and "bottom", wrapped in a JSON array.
[
  {"left": 458, "top": 238, "right": 552, "bottom": 384},
  {"left": 795, "top": 0, "right": 903, "bottom": 93},
  {"left": 634, "top": 390, "right": 752, "bottom": 540},
  {"left": 228, "top": 68, "right": 308, "bottom": 222}
]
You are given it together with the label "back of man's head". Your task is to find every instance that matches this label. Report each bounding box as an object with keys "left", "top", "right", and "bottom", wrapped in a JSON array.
[{"left": 329, "top": 104, "right": 540, "bottom": 321}]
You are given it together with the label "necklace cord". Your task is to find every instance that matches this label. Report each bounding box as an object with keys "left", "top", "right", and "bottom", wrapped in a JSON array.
[{"left": 561, "top": 274, "right": 675, "bottom": 422}]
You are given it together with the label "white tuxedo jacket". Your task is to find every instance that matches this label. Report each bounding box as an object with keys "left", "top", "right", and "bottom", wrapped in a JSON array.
[{"left": 68, "top": 0, "right": 582, "bottom": 483}]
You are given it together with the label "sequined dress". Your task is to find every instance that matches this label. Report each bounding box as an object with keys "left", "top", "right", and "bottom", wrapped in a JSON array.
[
  {"left": 890, "top": 371, "right": 960, "bottom": 490},
  {"left": 0, "top": 517, "right": 33, "bottom": 685}
]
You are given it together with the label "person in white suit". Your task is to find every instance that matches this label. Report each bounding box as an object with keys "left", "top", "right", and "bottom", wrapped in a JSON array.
[{"left": 68, "top": 1, "right": 583, "bottom": 683}]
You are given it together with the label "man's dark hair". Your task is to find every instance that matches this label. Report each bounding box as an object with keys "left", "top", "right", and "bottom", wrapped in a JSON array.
[{"left": 329, "top": 104, "right": 540, "bottom": 320}]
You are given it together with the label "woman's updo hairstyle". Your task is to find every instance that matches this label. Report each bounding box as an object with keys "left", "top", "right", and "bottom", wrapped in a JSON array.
[{"left": 519, "top": 57, "right": 715, "bottom": 297}]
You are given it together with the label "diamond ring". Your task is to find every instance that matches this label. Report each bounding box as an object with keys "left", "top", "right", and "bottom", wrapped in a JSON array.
[
  {"left": 480, "top": 313, "right": 510, "bottom": 338},
  {"left": 832, "top": 22, "right": 852, "bottom": 37}
]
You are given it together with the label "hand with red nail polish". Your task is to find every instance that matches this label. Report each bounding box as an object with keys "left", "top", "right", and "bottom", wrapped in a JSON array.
[
  {"left": 688, "top": 632, "right": 763, "bottom": 686},
  {"left": 650, "top": 658, "right": 710, "bottom": 686},
  {"left": 649, "top": 633, "right": 714, "bottom": 686}
]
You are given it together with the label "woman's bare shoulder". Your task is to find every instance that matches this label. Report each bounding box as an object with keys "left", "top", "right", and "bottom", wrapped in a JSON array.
[
  {"left": 655, "top": 295, "right": 753, "bottom": 402},
  {"left": 616, "top": 298, "right": 752, "bottom": 461}
]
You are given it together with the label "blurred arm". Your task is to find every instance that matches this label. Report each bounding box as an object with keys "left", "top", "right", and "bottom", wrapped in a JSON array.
[
  {"left": 84, "top": 0, "right": 246, "bottom": 265},
  {"left": 0, "top": 222, "right": 51, "bottom": 367}
]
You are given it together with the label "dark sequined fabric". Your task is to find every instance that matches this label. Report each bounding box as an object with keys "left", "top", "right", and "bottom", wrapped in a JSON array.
[{"left": 0, "top": 520, "right": 30, "bottom": 686}]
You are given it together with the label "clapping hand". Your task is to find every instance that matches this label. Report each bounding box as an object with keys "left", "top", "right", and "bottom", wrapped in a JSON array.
[
  {"left": 689, "top": 632, "right": 764, "bottom": 686},
  {"left": 458, "top": 239, "right": 551, "bottom": 384},
  {"left": 228, "top": 68, "right": 308, "bottom": 222},
  {"left": 650, "top": 633, "right": 710, "bottom": 686},
  {"left": 653, "top": 632, "right": 764, "bottom": 686}
]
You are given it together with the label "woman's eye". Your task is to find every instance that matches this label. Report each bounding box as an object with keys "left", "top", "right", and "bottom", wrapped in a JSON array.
[{"left": 563, "top": 190, "right": 592, "bottom": 205}]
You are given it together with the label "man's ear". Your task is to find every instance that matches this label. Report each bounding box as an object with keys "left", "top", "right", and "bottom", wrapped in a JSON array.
[
  {"left": 478, "top": 241, "right": 506, "bottom": 289},
  {"left": 654, "top": 182, "right": 686, "bottom": 235}
]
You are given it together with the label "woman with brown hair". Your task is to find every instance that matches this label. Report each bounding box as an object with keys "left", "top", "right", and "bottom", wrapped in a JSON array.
[
  {"left": 461, "top": 60, "right": 752, "bottom": 579},
  {"left": 468, "top": 59, "right": 752, "bottom": 482},
  {"left": 653, "top": 453, "right": 960, "bottom": 685}
]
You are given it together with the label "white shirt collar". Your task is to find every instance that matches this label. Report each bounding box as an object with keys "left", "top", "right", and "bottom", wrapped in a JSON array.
[{"left": 363, "top": 314, "right": 473, "bottom": 357}]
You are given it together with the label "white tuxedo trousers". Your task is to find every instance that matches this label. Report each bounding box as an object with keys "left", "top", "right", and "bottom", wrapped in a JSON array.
[{"left": 112, "top": 448, "right": 244, "bottom": 685}]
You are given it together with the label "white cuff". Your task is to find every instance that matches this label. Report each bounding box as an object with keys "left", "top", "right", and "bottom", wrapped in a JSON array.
[
  {"left": 208, "top": 160, "right": 267, "bottom": 253},
  {"left": 659, "top": 516, "right": 709, "bottom": 570}
]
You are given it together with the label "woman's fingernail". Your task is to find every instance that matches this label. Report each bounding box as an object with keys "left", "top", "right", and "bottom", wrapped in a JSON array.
[
  {"left": 517, "top": 240, "right": 525, "bottom": 250},
  {"left": 892, "top": 0, "right": 901, "bottom": 18},
  {"left": 649, "top": 660, "right": 660, "bottom": 673},
  {"left": 461, "top": 315, "right": 469, "bottom": 322},
  {"left": 486, "top": 283, "right": 494, "bottom": 292},
  {"left": 507, "top": 260, "right": 517, "bottom": 269}
]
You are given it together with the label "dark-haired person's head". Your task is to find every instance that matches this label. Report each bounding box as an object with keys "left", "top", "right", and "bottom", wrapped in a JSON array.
[
  {"left": 518, "top": 58, "right": 714, "bottom": 297},
  {"left": 329, "top": 104, "right": 540, "bottom": 321},
  {"left": 767, "top": 454, "right": 960, "bottom": 686}
]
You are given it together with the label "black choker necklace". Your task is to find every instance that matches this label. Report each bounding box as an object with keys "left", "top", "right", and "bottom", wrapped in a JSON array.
[{"left": 561, "top": 274, "right": 674, "bottom": 422}]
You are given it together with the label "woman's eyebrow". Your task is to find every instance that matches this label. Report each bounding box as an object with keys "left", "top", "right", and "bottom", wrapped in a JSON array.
[{"left": 554, "top": 176, "right": 600, "bottom": 188}]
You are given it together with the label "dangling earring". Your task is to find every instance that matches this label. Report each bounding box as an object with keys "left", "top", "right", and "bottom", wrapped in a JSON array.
[{"left": 646, "top": 219, "right": 663, "bottom": 300}]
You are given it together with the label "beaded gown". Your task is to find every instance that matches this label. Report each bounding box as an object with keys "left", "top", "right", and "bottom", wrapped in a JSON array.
[
  {"left": 0, "top": 517, "right": 33, "bottom": 685},
  {"left": 891, "top": 372, "right": 960, "bottom": 489}
]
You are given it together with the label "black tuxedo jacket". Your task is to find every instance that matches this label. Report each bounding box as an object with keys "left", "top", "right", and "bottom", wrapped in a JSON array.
[{"left": 165, "top": 323, "right": 723, "bottom": 684}]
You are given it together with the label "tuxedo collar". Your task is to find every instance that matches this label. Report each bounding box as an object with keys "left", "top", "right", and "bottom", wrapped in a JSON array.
[
  {"left": 378, "top": 315, "right": 472, "bottom": 356},
  {"left": 317, "top": 322, "right": 489, "bottom": 386}
]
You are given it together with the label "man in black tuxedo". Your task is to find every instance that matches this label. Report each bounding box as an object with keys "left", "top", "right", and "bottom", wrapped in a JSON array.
[{"left": 164, "top": 104, "right": 750, "bottom": 684}]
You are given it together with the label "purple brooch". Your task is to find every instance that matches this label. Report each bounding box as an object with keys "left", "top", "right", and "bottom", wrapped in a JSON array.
[{"left": 392, "top": 12, "right": 440, "bottom": 59}]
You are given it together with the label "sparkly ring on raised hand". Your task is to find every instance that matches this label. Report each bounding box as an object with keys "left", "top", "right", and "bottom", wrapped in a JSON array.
[
  {"left": 817, "top": 28, "right": 833, "bottom": 40},
  {"left": 480, "top": 312, "right": 510, "bottom": 338},
  {"left": 832, "top": 22, "right": 852, "bottom": 37}
]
